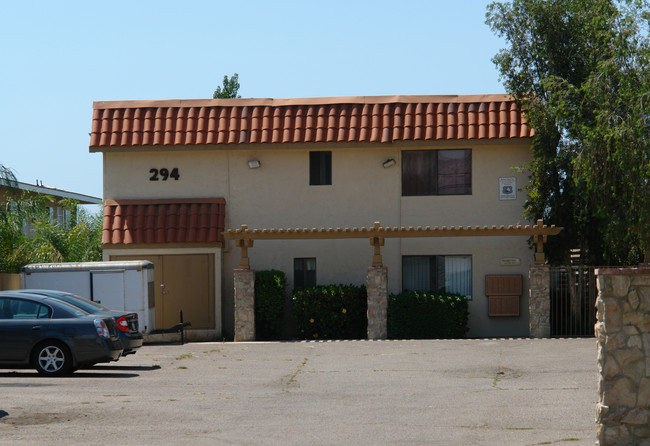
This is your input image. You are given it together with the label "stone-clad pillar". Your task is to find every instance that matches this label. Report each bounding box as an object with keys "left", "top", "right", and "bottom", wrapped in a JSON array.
[
  {"left": 234, "top": 269, "right": 255, "bottom": 342},
  {"left": 595, "top": 267, "right": 650, "bottom": 446},
  {"left": 529, "top": 264, "right": 551, "bottom": 338},
  {"left": 367, "top": 266, "right": 388, "bottom": 340}
]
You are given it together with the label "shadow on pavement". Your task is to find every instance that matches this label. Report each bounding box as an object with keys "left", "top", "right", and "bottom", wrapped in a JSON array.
[{"left": 88, "top": 364, "right": 161, "bottom": 371}]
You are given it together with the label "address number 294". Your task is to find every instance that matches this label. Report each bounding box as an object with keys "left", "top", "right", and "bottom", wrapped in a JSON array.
[{"left": 149, "top": 168, "right": 180, "bottom": 181}]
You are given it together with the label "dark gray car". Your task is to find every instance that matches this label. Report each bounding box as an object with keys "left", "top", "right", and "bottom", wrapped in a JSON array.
[
  {"left": 0, "top": 291, "right": 123, "bottom": 376},
  {"left": 15, "top": 289, "right": 143, "bottom": 356}
]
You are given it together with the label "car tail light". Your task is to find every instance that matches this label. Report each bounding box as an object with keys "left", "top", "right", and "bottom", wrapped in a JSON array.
[
  {"left": 116, "top": 316, "right": 130, "bottom": 333},
  {"left": 94, "top": 319, "right": 110, "bottom": 338}
]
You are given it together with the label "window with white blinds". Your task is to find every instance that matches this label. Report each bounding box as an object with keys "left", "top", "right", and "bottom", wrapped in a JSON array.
[{"left": 402, "top": 255, "right": 472, "bottom": 299}]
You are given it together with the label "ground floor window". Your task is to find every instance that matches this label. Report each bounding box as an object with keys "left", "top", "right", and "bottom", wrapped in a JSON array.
[
  {"left": 294, "top": 258, "right": 317, "bottom": 288},
  {"left": 402, "top": 255, "right": 472, "bottom": 299}
]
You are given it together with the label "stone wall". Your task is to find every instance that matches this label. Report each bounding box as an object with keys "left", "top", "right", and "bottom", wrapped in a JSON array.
[
  {"left": 595, "top": 267, "right": 650, "bottom": 445},
  {"left": 529, "top": 264, "right": 551, "bottom": 338},
  {"left": 367, "top": 266, "right": 388, "bottom": 340},
  {"left": 234, "top": 269, "right": 255, "bottom": 342}
]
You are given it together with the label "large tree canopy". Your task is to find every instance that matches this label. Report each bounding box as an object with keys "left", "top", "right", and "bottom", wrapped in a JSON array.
[{"left": 487, "top": 0, "right": 650, "bottom": 265}]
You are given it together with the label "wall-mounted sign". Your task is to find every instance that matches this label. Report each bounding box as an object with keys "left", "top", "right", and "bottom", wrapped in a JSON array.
[
  {"left": 149, "top": 168, "right": 180, "bottom": 181},
  {"left": 499, "top": 177, "right": 516, "bottom": 200},
  {"left": 500, "top": 257, "right": 521, "bottom": 266}
]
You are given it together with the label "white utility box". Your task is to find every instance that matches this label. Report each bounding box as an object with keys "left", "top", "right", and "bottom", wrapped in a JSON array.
[{"left": 21, "top": 261, "right": 155, "bottom": 333}]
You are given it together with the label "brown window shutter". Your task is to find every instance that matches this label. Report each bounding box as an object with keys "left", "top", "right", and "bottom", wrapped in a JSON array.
[{"left": 486, "top": 275, "right": 522, "bottom": 317}]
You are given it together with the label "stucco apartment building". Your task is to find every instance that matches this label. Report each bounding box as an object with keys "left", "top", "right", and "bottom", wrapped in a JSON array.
[{"left": 91, "top": 94, "right": 537, "bottom": 339}]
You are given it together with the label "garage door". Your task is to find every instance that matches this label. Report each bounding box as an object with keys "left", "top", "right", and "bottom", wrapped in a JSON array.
[{"left": 110, "top": 254, "right": 215, "bottom": 330}]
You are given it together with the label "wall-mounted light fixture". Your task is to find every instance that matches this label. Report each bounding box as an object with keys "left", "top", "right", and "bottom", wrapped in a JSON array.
[
  {"left": 248, "top": 159, "right": 261, "bottom": 169},
  {"left": 382, "top": 158, "right": 396, "bottom": 168}
]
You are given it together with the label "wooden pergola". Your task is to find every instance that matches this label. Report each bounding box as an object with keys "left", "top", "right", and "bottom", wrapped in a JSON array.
[{"left": 224, "top": 219, "right": 563, "bottom": 267}]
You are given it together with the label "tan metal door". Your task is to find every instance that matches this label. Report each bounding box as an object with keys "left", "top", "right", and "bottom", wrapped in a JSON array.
[{"left": 110, "top": 254, "right": 215, "bottom": 330}]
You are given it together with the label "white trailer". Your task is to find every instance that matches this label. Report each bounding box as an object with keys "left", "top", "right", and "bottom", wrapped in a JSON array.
[{"left": 21, "top": 261, "right": 155, "bottom": 334}]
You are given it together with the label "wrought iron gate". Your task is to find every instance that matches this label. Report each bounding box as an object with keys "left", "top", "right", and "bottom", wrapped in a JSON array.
[{"left": 550, "top": 266, "right": 597, "bottom": 337}]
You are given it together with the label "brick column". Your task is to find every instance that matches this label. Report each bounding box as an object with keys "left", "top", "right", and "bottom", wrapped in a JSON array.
[
  {"left": 529, "top": 264, "right": 551, "bottom": 338},
  {"left": 595, "top": 267, "right": 650, "bottom": 445},
  {"left": 234, "top": 269, "right": 255, "bottom": 342},
  {"left": 367, "top": 266, "right": 388, "bottom": 340}
]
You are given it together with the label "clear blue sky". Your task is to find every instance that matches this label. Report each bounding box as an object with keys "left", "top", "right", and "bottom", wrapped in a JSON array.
[{"left": 1, "top": 1, "right": 506, "bottom": 199}]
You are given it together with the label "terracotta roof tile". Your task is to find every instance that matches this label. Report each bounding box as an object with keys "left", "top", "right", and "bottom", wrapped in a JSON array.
[
  {"left": 103, "top": 198, "right": 226, "bottom": 246},
  {"left": 89, "top": 95, "right": 532, "bottom": 150}
]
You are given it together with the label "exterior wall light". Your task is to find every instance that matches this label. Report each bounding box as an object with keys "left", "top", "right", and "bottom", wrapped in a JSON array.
[
  {"left": 382, "top": 158, "right": 396, "bottom": 168},
  {"left": 248, "top": 160, "right": 261, "bottom": 169}
]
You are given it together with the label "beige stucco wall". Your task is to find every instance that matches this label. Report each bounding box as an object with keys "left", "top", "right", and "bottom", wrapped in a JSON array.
[{"left": 102, "top": 138, "right": 533, "bottom": 337}]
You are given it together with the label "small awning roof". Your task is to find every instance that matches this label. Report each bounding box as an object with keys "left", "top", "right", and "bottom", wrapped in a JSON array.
[{"left": 102, "top": 198, "right": 226, "bottom": 245}]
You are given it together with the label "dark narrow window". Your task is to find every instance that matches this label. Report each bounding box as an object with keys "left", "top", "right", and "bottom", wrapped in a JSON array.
[
  {"left": 402, "top": 150, "right": 437, "bottom": 195},
  {"left": 402, "top": 255, "right": 472, "bottom": 299},
  {"left": 309, "top": 151, "right": 332, "bottom": 185},
  {"left": 437, "top": 149, "right": 472, "bottom": 195},
  {"left": 402, "top": 149, "right": 471, "bottom": 196},
  {"left": 294, "top": 258, "right": 317, "bottom": 288}
]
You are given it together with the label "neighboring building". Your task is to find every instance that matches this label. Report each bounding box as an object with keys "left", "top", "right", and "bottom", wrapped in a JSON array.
[
  {"left": 0, "top": 180, "right": 101, "bottom": 231},
  {"left": 90, "top": 95, "right": 535, "bottom": 338}
]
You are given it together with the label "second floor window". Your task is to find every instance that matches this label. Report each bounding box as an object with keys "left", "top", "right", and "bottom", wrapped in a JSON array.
[
  {"left": 402, "top": 149, "right": 471, "bottom": 196},
  {"left": 309, "top": 151, "right": 332, "bottom": 186}
]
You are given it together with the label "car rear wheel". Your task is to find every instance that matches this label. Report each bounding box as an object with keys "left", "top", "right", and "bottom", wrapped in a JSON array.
[{"left": 32, "top": 341, "right": 73, "bottom": 376}]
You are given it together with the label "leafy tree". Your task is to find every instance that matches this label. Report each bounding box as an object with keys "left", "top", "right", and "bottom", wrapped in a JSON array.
[
  {"left": 213, "top": 73, "right": 241, "bottom": 98},
  {"left": 486, "top": 0, "right": 650, "bottom": 266},
  {"left": 0, "top": 195, "right": 102, "bottom": 273}
]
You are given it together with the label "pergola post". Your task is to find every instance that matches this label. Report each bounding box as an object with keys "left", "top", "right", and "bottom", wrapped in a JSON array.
[
  {"left": 234, "top": 268, "right": 255, "bottom": 342},
  {"left": 528, "top": 264, "right": 551, "bottom": 338},
  {"left": 367, "top": 266, "right": 388, "bottom": 340},
  {"left": 529, "top": 219, "right": 552, "bottom": 338}
]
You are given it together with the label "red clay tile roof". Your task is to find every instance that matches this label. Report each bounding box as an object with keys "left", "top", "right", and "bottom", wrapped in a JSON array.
[
  {"left": 103, "top": 198, "right": 226, "bottom": 245},
  {"left": 89, "top": 95, "right": 532, "bottom": 150}
]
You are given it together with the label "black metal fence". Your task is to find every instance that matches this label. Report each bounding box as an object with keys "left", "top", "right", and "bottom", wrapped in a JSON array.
[{"left": 550, "top": 266, "right": 597, "bottom": 337}]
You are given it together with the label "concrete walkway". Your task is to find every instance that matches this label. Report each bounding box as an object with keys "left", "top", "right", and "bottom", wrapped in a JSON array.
[{"left": 0, "top": 338, "right": 597, "bottom": 445}]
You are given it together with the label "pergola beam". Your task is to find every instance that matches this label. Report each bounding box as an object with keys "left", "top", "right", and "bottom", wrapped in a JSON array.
[
  {"left": 224, "top": 219, "right": 563, "bottom": 267},
  {"left": 224, "top": 219, "right": 562, "bottom": 241}
]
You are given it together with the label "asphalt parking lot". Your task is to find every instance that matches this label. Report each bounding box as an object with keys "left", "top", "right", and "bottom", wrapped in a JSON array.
[{"left": 0, "top": 338, "right": 597, "bottom": 446}]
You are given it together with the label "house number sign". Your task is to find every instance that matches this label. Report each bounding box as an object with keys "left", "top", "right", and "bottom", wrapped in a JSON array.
[{"left": 149, "top": 168, "right": 180, "bottom": 181}]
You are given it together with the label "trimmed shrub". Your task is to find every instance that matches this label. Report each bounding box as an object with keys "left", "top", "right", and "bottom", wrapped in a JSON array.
[
  {"left": 388, "top": 291, "right": 469, "bottom": 339},
  {"left": 255, "top": 270, "right": 286, "bottom": 340},
  {"left": 292, "top": 284, "right": 367, "bottom": 340}
]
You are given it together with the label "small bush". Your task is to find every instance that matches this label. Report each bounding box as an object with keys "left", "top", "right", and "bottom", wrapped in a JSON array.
[
  {"left": 292, "top": 284, "right": 367, "bottom": 340},
  {"left": 255, "top": 270, "right": 286, "bottom": 340},
  {"left": 388, "top": 291, "right": 469, "bottom": 339}
]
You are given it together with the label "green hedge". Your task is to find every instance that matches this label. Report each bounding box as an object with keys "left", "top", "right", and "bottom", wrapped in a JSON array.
[
  {"left": 388, "top": 291, "right": 469, "bottom": 339},
  {"left": 254, "top": 270, "right": 286, "bottom": 340},
  {"left": 292, "top": 284, "right": 367, "bottom": 340}
]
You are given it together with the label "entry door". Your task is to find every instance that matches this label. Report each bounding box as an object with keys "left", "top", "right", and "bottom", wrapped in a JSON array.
[{"left": 110, "top": 254, "right": 215, "bottom": 330}]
